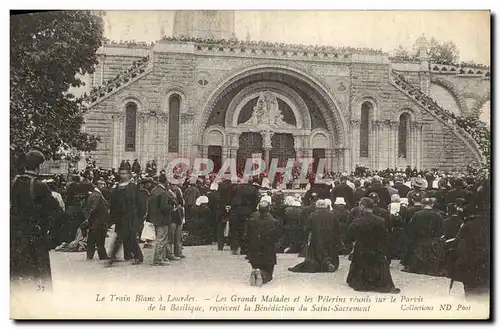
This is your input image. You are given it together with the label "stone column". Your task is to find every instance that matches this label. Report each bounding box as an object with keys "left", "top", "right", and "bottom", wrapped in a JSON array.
[
  {"left": 415, "top": 122, "right": 424, "bottom": 170},
  {"left": 111, "top": 113, "right": 120, "bottom": 169},
  {"left": 389, "top": 120, "right": 399, "bottom": 169},
  {"left": 225, "top": 133, "right": 240, "bottom": 168},
  {"left": 293, "top": 135, "right": 303, "bottom": 161},
  {"left": 230, "top": 148, "right": 238, "bottom": 159},
  {"left": 137, "top": 113, "right": 146, "bottom": 167},
  {"left": 180, "top": 113, "right": 195, "bottom": 160},
  {"left": 163, "top": 112, "right": 170, "bottom": 165},
  {"left": 261, "top": 130, "right": 274, "bottom": 171},
  {"left": 116, "top": 112, "right": 125, "bottom": 166},
  {"left": 343, "top": 147, "right": 351, "bottom": 173},
  {"left": 409, "top": 122, "right": 416, "bottom": 168},
  {"left": 200, "top": 145, "right": 208, "bottom": 158},
  {"left": 154, "top": 113, "right": 160, "bottom": 164},
  {"left": 372, "top": 120, "right": 382, "bottom": 170},
  {"left": 334, "top": 148, "right": 345, "bottom": 173},
  {"left": 350, "top": 120, "right": 360, "bottom": 169},
  {"left": 144, "top": 112, "right": 154, "bottom": 162},
  {"left": 158, "top": 113, "right": 168, "bottom": 168}
]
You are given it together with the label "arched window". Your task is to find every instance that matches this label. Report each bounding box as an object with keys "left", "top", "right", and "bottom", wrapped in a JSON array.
[
  {"left": 125, "top": 102, "right": 137, "bottom": 152},
  {"left": 359, "top": 102, "right": 372, "bottom": 157},
  {"left": 398, "top": 113, "right": 410, "bottom": 158},
  {"left": 168, "top": 94, "right": 181, "bottom": 153}
]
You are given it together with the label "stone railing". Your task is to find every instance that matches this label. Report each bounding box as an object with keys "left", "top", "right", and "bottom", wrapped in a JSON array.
[
  {"left": 429, "top": 62, "right": 490, "bottom": 77},
  {"left": 103, "top": 39, "right": 155, "bottom": 49},
  {"left": 161, "top": 36, "right": 385, "bottom": 59},
  {"left": 387, "top": 56, "right": 490, "bottom": 78},
  {"left": 389, "top": 55, "right": 420, "bottom": 62},
  {"left": 83, "top": 55, "right": 151, "bottom": 105},
  {"left": 390, "top": 70, "right": 487, "bottom": 161}
]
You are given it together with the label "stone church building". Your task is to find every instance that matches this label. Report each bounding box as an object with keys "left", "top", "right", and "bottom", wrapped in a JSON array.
[{"left": 82, "top": 10, "right": 490, "bottom": 173}]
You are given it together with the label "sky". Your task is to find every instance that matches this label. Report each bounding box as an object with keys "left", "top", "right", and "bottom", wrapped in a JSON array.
[{"left": 102, "top": 10, "right": 490, "bottom": 64}]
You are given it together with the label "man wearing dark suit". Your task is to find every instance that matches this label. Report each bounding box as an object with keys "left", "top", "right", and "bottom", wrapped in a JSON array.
[
  {"left": 367, "top": 176, "right": 391, "bottom": 210},
  {"left": 353, "top": 180, "right": 366, "bottom": 207},
  {"left": 83, "top": 180, "right": 110, "bottom": 260},
  {"left": 330, "top": 174, "right": 354, "bottom": 209},
  {"left": 168, "top": 182, "right": 186, "bottom": 259},
  {"left": 148, "top": 174, "right": 176, "bottom": 265},
  {"left": 247, "top": 201, "right": 279, "bottom": 286},
  {"left": 11, "top": 149, "right": 59, "bottom": 291},
  {"left": 107, "top": 162, "right": 143, "bottom": 266},
  {"left": 393, "top": 176, "right": 410, "bottom": 198},
  {"left": 346, "top": 197, "right": 400, "bottom": 294},
  {"left": 230, "top": 177, "right": 260, "bottom": 255}
]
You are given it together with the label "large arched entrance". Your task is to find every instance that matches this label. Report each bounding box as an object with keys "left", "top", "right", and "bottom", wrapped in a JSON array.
[{"left": 197, "top": 65, "right": 349, "bottom": 174}]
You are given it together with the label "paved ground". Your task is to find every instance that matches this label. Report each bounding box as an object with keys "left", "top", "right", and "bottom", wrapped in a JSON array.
[
  {"left": 19, "top": 231, "right": 488, "bottom": 319},
  {"left": 51, "top": 237, "right": 461, "bottom": 298}
]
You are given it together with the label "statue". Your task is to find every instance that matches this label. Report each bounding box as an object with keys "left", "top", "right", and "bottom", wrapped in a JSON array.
[
  {"left": 242, "top": 91, "right": 294, "bottom": 129},
  {"left": 261, "top": 130, "right": 274, "bottom": 150}
]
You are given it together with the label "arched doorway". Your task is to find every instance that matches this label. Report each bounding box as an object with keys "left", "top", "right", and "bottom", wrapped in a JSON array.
[
  {"left": 236, "top": 132, "right": 263, "bottom": 175},
  {"left": 197, "top": 65, "right": 348, "bottom": 172}
]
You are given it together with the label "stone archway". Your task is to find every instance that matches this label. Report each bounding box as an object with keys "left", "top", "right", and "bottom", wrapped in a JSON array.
[
  {"left": 196, "top": 64, "right": 349, "bottom": 171},
  {"left": 195, "top": 64, "right": 348, "bottom": 146}
]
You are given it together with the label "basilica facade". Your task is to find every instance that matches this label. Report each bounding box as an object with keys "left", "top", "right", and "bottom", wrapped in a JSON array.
[{"left": 82, "top": 11, "right": 490, "bottom": 173}]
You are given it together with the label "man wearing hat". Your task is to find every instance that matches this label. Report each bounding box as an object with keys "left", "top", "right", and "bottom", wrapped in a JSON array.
[
  {"left": 11, "top": 149, "right": 59, "bottom": 291},
  {"left": 83, "top": 179, "right": 110, "bottom": 261},
  {"left": 138, "top": 177, "right": 156, "bottom": 249},
  {"left": 132, "top": 159, "right": 141, "bottom": 175},
  {"left": 402, "top": 197, "right": 444, "bottom": 276},
  {"left": 400, "top": 192, "right": 424, "bottom": 267},
  {"left": 148, "top": 173, "right": 177, "bottom": 265},
  {"left": 407, "top": 178, "right": 426, "bottom": 207},
  {"left": 107, "top": 161, "right": 144, "bottom": 266}
]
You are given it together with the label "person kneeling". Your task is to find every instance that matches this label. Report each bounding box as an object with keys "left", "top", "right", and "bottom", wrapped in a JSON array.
[
  {"left": 247, "top": 200, "right": 279, "bottom": 286},
  {"left": 346, "top": 197, "right": 400, "bottom": 294},
  {"left": 288, "top": 199, "right": 340, "bottom": 273}
]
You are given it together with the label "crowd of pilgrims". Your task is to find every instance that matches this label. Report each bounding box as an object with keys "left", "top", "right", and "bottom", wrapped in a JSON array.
[{"left": 11, "top": 151, "right": 490, "bottom": 297}]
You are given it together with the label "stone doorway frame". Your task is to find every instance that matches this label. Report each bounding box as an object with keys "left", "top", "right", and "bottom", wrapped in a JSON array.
[{"left": 194, "top": 64, "right": 350, "bottom": 172}]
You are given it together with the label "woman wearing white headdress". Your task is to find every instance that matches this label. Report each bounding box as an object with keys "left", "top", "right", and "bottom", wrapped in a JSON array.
[
  {"left": 284, "top": 195, "right": 295, "bottom": 207},
  {"left": 324, "top": 198, "right": 333, "bottom": 211},
  {"left": 184, "top": 195, "right": 212, "bottom": 246},
  {"left": 258, "top": 195, "right": 272, "bottom": 209},
  {"left": 283, "top": 194, "right": 303, "bottom": 253}
]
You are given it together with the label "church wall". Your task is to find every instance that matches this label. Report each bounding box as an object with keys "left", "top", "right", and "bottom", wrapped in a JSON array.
[
  {"left": 421, "top": 120, "right": 477, "bottom": 171},
  {"left": 350, "top": 62, "right": 423, "bottom": 170},
  {"left": 154, "top": 52, "right": 198, "bottom": 163},
  {"left": 431, "top": 74, "right": 490, "bottom": 116},
  {"left": 84, "top": 43, "right": 486, "bottom": 172},
  {"left": 85, "top": 97, "right": 116, "bottom": 169},
  {"left": 429, "top": 83, "right": 462, "bottom": 115}
]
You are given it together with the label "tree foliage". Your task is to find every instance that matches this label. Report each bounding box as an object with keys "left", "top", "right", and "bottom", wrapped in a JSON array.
[
  {"left": 393, "top": 34, "right": 460, "bottom": 64},
  {"left": 427, "top": 36, "right": 460, "bottom": 64},
  {"left": 10, "top": 11, "right": 104, "bottom": 172}
]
